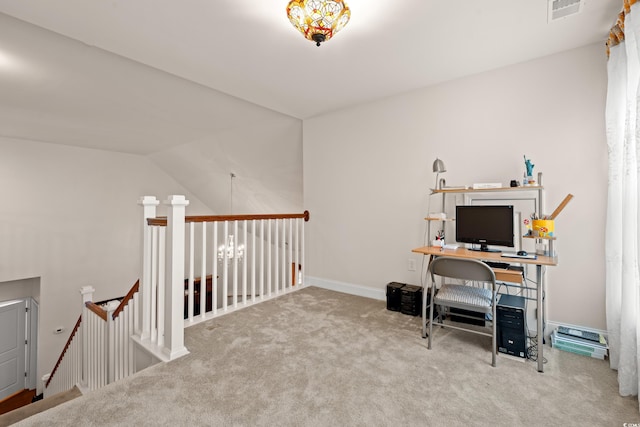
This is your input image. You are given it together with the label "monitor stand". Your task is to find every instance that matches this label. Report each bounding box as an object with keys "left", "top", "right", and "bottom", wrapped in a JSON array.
[{"left": 468, "top": 244, "right": 501, "bottom": 253}]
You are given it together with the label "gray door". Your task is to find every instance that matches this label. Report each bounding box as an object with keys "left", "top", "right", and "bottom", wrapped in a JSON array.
[{"left": 0, "top": 299, "right": 26, "bottom": 400}]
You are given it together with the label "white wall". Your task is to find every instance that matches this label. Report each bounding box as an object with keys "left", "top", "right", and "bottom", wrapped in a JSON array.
[
  {"left": 0, "top": 136, "right": 209, "bottom": 388},
  {"left": 303, "top": 43, "right": 608, "bottom": 330}
]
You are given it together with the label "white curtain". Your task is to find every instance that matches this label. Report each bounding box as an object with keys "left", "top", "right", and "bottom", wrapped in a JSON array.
[{"left": 606, "top": 3, "right": 640, "bottom": 407}]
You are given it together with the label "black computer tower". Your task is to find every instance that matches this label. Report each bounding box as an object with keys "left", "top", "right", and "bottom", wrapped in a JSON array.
[
  {"left": 386, "top": 282, "right": 405, "bottom": 311},
  {"left": 497, "top": 294, "right": 527, "bottom": 359}
]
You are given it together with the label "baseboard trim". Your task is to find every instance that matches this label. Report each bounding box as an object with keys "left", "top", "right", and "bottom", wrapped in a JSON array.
[{"left": 305, "top": 276, "right": 385, "bottom": 301}]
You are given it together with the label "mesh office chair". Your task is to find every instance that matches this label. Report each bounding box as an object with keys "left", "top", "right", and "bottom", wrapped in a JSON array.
[{"left": 422, "top": 256, "right": 498, "bottom": 367}]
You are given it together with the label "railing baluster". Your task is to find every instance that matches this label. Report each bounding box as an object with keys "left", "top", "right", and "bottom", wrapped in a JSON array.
[
  {"left": 301, "top": 217, "right": 305, "bottom": 284},
  {"left": 201, "top": 222, "right": 207, "bottom": 319},
  {"left": 242, "top": 220, "right": 247, "bottom": 304},
  {"left": 251, "top": 220, "right": 256, "bottom": 303},
  {"left": 282, "top": 219, "right": 287, "bottom": 290},
  {"left": 274, "top": 220, "right": 279, "bottom": 294},
  {"left": 213, "top": 221, "right": 218, "bottom": 315},
  {"left": 233, "top": 220, "right": 238, "bottom": 308},
  {"left": 78, "top": 327, "right": 83, "bottom": 388},
  {"left": 267, "top": 220, "right": 272, "bottom": 297},
  {"left": 188, "top": 221, "right": 195, "bottom": 321},
  {"left": 157, "top": 227, "right": 166, "bottom": 347},
  {"left": 120, "top": 310, "right": 125, "bottom": 379},
  {"left": 121, "top": 310, "right": 126, "bottom": 378},
  {"left": 260, "top": 220, "right": 265, "bottom": 300},
  {"left": 100, "top": 314, "right": 104, "bottom": 387},
  {"left": 289, "top": 218, "right": 293, "bottom": 287},
  {"left": 88, "top": 308, "right": 94, "bottom": 390},
  {"left": 95, "top": 314, "right": 100, "bottom": 389},
  {"left": 130, "top": 294, "right": 138, "bottom": 374},
  {"left": 150, "top": 227, "right": 158, "bottom": 343},
  {"left": 91, "top": 312, "right": 97, "bottom": 390},
  {"left": 223, "top": 221, "right": 229, "bottom": 311},
  {"left": 295, "top": 218, "right": 300, "bottom": 285}
]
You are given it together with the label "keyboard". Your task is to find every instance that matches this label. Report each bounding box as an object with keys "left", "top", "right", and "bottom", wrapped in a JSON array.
[
  {"left": 484, "top": 261, "right": 511, "bottom": 269},
  {"left": 501, "top": 252, "right": 537, "bottom": 260}
]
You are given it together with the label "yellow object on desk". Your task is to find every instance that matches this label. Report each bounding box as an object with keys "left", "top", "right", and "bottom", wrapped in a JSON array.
[{"left": 532, "top": 219, "right": 554, "bottom": 237}]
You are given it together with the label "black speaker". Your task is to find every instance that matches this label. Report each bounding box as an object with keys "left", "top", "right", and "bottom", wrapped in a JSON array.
[
  {"left": 386, "top": 282, "right": 405, "bottom": 311},
  {"left": 400, "top": 285, "right": 422, "bottom": 316},
  {"left": 497, "top": 294, "right": 527, "bottom": 358}
]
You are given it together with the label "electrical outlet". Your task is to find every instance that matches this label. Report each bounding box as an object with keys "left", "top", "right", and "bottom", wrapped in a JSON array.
[{"left": 408, "top": 259, "right": 417, "bottom": 271}]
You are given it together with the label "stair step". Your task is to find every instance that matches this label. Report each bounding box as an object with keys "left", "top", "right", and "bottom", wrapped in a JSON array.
[
  {"left": 0, "top": 386, "right": 81, "bottom": 426},
  {"left": 0, "top": 389, "right": 36, "bottom": 415}
]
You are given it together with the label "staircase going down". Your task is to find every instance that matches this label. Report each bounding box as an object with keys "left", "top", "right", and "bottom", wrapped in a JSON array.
[{"left": 0, "top": 386, "right": 82, "bottom": 426}]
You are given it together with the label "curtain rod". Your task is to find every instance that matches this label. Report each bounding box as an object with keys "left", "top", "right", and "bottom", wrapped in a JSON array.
[{"left": 607, "top": 0, "right": 638, "bottom": 56}]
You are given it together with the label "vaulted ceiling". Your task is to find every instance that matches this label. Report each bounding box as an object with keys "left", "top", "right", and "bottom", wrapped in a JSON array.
[{"left": 0, "top": 1, "right": 621, "bottom": 212}]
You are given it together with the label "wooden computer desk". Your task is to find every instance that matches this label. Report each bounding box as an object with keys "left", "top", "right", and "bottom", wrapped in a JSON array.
[{"left": 411, "top": 246, "right": 558, "bottom": 373}]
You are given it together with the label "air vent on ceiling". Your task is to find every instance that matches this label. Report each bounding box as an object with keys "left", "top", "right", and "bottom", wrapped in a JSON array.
[{"left": 548, "top": 0, "right": 583, "bottom": 23}]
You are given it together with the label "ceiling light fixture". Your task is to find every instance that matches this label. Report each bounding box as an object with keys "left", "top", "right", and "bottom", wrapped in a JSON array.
[
  {"left": 286, "top": 0, "right": 351, "bottom": 47},
  {"left": 218, "top": 173, "right": 245, "bottom": 263}
]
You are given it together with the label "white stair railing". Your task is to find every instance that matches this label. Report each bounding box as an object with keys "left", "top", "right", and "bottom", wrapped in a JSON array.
[
  {"left": 43, "top": 196, "right": 308, "bottom": 398},
  {"left": 43, "top": 316, "right": 82, "bottom": 397},
  {"left": 112, "top": 283, "right": 139, "bottom": 382},
  {"left": 184, "top": 214, "right": 306, "bottom": 320},
  {"left": 137, "top": 195, "right": 309, "bottom": 362},
  {"left": 83, "top": 300, "right": 108, "bottom": 391},
  {"left": 43, "top": 282, "right": 140, "bottom": 398}
]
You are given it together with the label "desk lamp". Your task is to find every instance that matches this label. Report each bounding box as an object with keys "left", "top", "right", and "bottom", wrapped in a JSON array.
[{"left": 432, "top": 158, "right": 446, "bottom": 190}]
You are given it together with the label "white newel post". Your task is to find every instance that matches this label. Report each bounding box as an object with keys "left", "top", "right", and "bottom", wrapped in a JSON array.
[
  {"left": 138, "top": 196, "right": 159, "bottom": 340},
  {"left": 163, "top": 195, "right": 190, "bottom": 360},
  {"left": 80, "top": 286, "right": 95, "bottom": 388},
  {"left": 105, "top": 300, "right": 119, "bottom": 384}
]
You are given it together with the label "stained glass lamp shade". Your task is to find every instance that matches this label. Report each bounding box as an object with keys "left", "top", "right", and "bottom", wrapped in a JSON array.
[{"left": 286, "top": 0, "right": 351, "bottom": 46}]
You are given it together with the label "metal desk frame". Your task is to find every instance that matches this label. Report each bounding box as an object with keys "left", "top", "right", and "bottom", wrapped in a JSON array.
[{"left": 411, "top": 246, "right": 557, "bottom": 372}]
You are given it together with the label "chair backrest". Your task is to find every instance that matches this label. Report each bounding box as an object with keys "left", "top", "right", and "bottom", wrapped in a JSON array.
[{"left": 429, "top": 257, "right": 496, "bottom": 284}]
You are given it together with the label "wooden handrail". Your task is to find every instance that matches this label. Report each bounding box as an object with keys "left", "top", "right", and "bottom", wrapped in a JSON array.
[
  {"left": 46, "top": 315, "right": 82, "bottom": 388},
  {"left": 147, "top": 210, "right": 310, "bottom": 226},
  {"left": 112, "top": 280, "right": 140, "bottom": 320},
  {"left": 85, "top": 302, "right": 108, "bottom": 321}
]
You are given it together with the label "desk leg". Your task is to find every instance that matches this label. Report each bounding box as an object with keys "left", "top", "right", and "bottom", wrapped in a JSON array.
[
  {"left": 536, "top": 264, "right": 544, "bottom": 373},
  {"left": 421, "top": 254, "right": 433, "bottom": 339}
]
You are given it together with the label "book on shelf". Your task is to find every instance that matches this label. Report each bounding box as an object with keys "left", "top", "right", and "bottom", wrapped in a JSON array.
[
  {"left": 472, "top": 183, "right": 502, "bottom": 189},
  {"left": 427, "top": 212, "right": 447, "bottom": 220}
]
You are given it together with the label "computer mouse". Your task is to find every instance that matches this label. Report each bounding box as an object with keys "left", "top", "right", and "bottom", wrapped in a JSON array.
[{"left": 517, "top": 250, "right": 528, "bottom": 256}]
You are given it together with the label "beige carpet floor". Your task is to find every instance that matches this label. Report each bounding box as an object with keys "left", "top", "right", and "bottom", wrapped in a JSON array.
[{"left": 13, "top": 286, "right": 640, "bottom": 426}]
